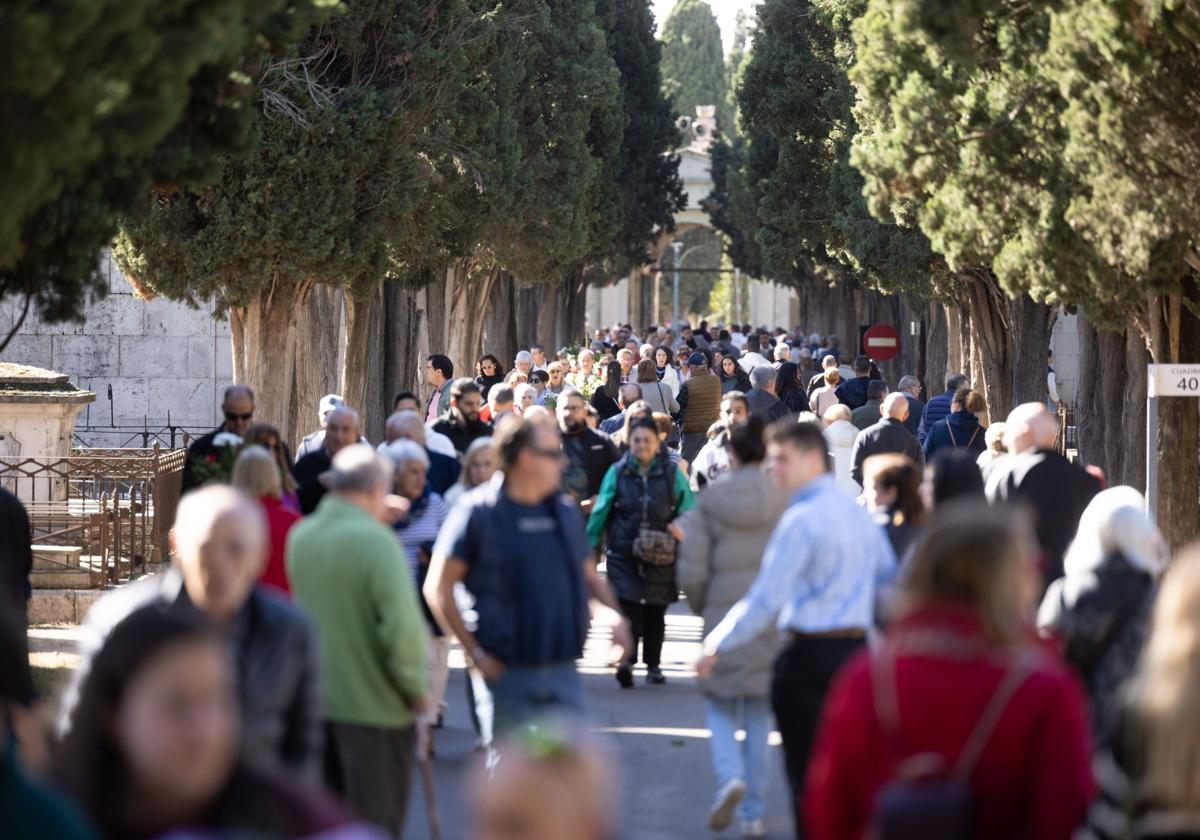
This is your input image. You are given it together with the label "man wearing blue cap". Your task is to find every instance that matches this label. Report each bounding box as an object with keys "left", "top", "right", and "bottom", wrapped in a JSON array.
[{"left": 674, "top": 352, "right": 722, "bottom": 463}]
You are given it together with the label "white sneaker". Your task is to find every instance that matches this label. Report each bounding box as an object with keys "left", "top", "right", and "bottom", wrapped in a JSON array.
[
  {"left": 739, "top": 818, "right": 766, "bottom": 838},
  {"left": 707, "top": 778, "right": 747, "bottom": 831}
]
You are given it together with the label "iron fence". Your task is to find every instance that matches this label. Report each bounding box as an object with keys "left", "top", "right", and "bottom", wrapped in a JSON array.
[
  {"left": 72, "top": 424, "right": 207, "bottom": 450},
  {"left": 2, "top": 445, "right": 186, "bottom": 586}
]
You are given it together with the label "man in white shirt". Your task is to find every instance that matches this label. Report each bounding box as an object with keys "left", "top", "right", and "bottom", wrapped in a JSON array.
[{"left": 690, "top": 392, "right": 750, "bottom": 490}]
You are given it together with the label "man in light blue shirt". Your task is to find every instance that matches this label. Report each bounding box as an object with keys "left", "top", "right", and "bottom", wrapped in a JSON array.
[{"left": 696, "top": 421, "right": 895, "bottom": 837}]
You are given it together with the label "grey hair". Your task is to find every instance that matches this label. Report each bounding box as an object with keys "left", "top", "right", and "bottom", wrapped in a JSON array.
[
  {"left": 385, "top": 410, "right": 424, "bottom": 442},
  {"left": 749, "top": 365, "right": 776, "bottom": 390},
  {"left": 381, "top": 439, "right": 429, "bottom": 471},
  {"left": 223, "top": 384, "right": 255, "bottom": 405},
  {"left": 327, "top": 405, "right": 360, "bottom": 428},
  {"left": 514, "top": 350, "right": 533, "bottom": 364},
  {"left": 898, "top": 375, "right": 920, "bottom": 393},
  {"left": 325, "top": 444, "right": 393, "bottom": 494}
]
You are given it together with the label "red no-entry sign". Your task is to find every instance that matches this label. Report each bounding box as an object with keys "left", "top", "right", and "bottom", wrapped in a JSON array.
[{"left": 862, "top": 324, "right": 901, "bottom": 361}]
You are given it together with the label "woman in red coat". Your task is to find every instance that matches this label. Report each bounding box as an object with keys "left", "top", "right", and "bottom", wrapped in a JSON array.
[
  {"left": 232, "top": 446, "right": 301, "bottom": 596},
  {"left": 804, "top": 500, "right": 1094, "bottom": 840}
]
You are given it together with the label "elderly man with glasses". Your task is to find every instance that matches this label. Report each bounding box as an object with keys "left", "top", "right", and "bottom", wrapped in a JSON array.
[{"left": 181, "top": 384, "right": 256, "bottom": 493}]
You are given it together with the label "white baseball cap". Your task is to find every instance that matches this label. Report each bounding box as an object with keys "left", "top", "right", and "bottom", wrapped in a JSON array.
[{"left": 319, "top": 394, "right": 344, "bottom": 421}]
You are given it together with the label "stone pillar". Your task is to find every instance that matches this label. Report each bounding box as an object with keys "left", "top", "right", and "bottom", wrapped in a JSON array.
[{"left": 0, "top": 364, "right": 95, "bottom": 502}]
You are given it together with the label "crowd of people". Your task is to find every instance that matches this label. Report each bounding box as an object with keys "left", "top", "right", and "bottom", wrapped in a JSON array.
[{"left": 0, "top": 318, "right": 1194, "bottom": 840}]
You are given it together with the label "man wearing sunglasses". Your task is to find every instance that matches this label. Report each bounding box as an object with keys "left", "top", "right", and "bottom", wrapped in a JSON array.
[{"left": 181, "top": 384, "right": 256, "bottom": 493}]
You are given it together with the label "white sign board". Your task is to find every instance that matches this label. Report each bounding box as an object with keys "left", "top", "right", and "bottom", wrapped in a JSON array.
[{"left": 1148, "top": 364, "right": 1200, "bottom": 397}]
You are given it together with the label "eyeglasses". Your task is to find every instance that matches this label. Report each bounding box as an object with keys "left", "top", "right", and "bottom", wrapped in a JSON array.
[
  {"left": 529, "top": 446, "right": 566, "bottom": 462},
  {"left": 224, "top": 411, "right": 253, "bottom": 422}
]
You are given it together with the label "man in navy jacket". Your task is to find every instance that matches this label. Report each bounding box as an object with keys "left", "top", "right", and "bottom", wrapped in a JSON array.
[{"left": 917, "top": 372, "right": 969, "bottom": 443}]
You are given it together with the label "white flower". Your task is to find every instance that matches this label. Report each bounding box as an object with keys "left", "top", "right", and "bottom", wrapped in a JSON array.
[{"left": 213, "top": 432, "right": 244, "bottom": 448}]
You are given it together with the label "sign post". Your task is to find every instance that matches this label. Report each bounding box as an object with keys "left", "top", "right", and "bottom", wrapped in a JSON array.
[
  {"left": 1145, "top": 364, "right": 1200, "bottom": 521},
  {"left": 862, "top": 324, "right": 901, "bottom": 362}
]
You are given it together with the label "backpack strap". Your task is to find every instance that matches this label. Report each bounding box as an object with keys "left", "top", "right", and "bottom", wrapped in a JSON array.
[
  {"left": 952, "top": 653, "right": 1034, "bottom": 778},
  {"left": 872, "top": 644, "right": 1037, "bottom": 780}
]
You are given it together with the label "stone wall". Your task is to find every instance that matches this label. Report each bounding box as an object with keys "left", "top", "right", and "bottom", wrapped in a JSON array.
[
  {"left": 1050, "top": 311, "right": 1078, "bottom": 404},
  {"left": 0, "top": 253, "right": 231, "bottom": 449}
]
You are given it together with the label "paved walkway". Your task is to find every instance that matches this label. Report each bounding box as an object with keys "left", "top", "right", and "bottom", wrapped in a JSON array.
[
  {"left": 406, "top": 601, "right": 794, "bottom": 839},
  {"left": 30, "top": 602, "right": 796, "bottom": 839}
]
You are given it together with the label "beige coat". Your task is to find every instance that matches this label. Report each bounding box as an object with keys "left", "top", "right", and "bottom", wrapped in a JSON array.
[{"left": 677, "top": 465, "right": 787, "bottom": 699}]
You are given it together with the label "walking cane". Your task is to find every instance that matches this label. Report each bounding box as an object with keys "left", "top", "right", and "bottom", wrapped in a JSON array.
[{"left": 417, "top": 721, "right": 442, "bottom": 840}]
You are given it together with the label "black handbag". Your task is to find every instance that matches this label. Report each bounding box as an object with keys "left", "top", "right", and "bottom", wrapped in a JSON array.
[{"left": 868, "top": 646, "right": 1034, "bottom": 840}]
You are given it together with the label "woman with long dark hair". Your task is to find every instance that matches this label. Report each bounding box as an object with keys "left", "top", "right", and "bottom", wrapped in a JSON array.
[
  {"left": 53, "top": 606, "right": 351, "bottom": 839},
  {"left": 475, "top": 354, "right": 506, "bottom": 401},
  {"left": 774, "top": 361, "right": 810, "bottom": 415},
  {"left": 590, "top": 360, "right": 623, "bottom": 421},
  {"left": 719, "top": 356, "right": 751, "bottom": 395},
  {"left": 654, "top": 345, "right": 681, "bottom": 396}
]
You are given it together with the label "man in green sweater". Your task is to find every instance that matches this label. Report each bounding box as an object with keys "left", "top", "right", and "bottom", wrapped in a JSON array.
[{"left": 287, "top": 444, "right": 429, "bottom": 836}]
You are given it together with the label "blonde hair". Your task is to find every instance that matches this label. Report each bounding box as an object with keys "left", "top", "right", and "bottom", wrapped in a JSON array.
[
  {"left": 231, "top": 445, "right": 282, "bottom": 500},
  {"left": 1124, "top": 546, "right": 1200, "bottom": 806},
  {"left": 822, "top": 404, "right": 852, "bottom": 424},
  {"left": 895, "top": 500, "right": 1030, "bottom": 646}
]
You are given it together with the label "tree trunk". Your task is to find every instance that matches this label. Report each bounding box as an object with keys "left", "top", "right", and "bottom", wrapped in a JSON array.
[
  {"left": 1009, "top": 296, "right": 1056, "bottom": 407},
  {"left": 231, "top": 275, "right": 309, "bottom": 446},
  {"left": 343, "top": 283, "right": 386, "bottom": 443},
  {"left": 386, "top": 280, "right": 426, "bottom": 403},
  {"left": 230, "top": 308, "right": 247, "bottom": 385},
  {"left": 961, "top": 275, "right": 1011, "bottom": 424},
  {"left": 1150, "top": 292, "right": 1200, "bottom": 551},
  {"left": 945, "top": 303, "right": 965, "bottom": 382},
  {"left": 924, "top": 301, "right": 949, "bottom": 401},
  {"left": 1098, "top": 329, "right": 1128, "bottom": 484},
  {"left": 1120, "top": 328, "right": 1148, "bottom": 491},
  {"left": 535, "top": 281, "right": 563, "bottom": 352},
  {"left": 287, "top": 284, "right": 341, "bottom": 449},
  {"left": 482, "top": 271, "right": 518, "bottom": 370},
  {"left": 1075, "top": 313, "right": 1104, "bottom": 470}
]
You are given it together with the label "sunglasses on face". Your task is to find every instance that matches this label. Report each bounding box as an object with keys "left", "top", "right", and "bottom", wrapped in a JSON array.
[{"left": 224, "top": 411, "right": 253, "bottom": 422}]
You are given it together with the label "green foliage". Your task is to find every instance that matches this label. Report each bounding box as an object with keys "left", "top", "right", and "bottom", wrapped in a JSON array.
[
  {"left": 0, "top": 0, "right": 332, "bottom": 323},
  {"left": 118, "top": 0, "right": 479, "bottom": 308},
  {"left": 601, "top": 0, "right": 685, "bottom": 269},
  {"left": 659, "top": 0, "right": 728, "bottom": 130},
  {"left": 848, "top": 0, "right": 1200, "bottom": 324},
  {"left": 737, "top": 0, "right": 933, "bottom": 297}
]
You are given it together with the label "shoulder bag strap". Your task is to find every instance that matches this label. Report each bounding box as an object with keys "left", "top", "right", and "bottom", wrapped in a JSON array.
[{"left": 952, "top": 653, "right": 1034, "bottom": 778}]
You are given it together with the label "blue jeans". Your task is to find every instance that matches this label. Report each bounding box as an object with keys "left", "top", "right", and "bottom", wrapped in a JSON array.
[
  {"left": 704, "top": 696, "right": 772, "bottom": 822},
  {"left": 489, "top": 661, "right": 585, "bottom": 736}
]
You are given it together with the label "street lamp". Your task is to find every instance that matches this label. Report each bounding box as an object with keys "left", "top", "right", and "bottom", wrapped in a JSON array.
[{"left": 670, "top": 240, "right": 684, "bottom": 332}]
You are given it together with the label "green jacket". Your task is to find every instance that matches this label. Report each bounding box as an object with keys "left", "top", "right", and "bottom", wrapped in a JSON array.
[{"left": 286, "top": 494, "right": 428, "bottom": 729}]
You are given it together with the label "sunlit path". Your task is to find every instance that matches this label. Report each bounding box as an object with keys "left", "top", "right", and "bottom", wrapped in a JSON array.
[{"left": 407, "top": 599, "right": 792, "bottom": 839}]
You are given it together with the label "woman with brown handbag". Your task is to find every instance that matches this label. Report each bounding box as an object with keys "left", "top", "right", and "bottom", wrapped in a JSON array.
[{"left": 586, "top": 418, "right": 694, "bottom": 688}]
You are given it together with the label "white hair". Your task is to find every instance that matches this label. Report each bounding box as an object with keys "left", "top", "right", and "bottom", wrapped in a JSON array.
[
  {"left": 514, "top": 350, "right": 533, "bottom": 364},
  {"left": 514, "top": 383, "right": 537, "bottom": 403},
  {"left": 381, "top": 439, "right": 429, "bottom": 471},
  {"left": 175, "top": 485, "right": 265, "bottom": 554},
  {"left": 1061, "top": 486, "right": 1167, "bottom": 579},
  {"left": 773, "top": 344, "right": 790, "bottom": 361}
]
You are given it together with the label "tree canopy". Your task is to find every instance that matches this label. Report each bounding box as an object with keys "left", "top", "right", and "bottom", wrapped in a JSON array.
[
  {"left": 0, "top": 0, "right": 332, "bottom": 330},
  {"left": 849, "top": 0, "right": 1200, "bottom": 327},
  {"left": 659, "top": 0, "right": 728, "bottom": 130}
]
